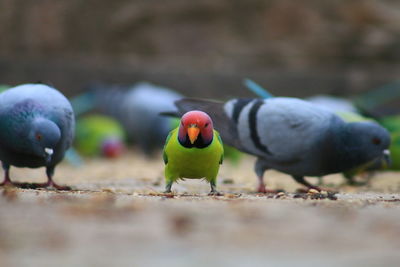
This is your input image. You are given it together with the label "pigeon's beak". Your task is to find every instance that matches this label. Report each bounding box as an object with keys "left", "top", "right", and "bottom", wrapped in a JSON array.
[
  {"left": 187, "top": 125, "right": 200, "bottom": 144},
  {"left": 44, "top": 147, "right": 54, "bottom": 164},
  {"left": 383, "top": 149, "right": 392, "bottom": 167}
]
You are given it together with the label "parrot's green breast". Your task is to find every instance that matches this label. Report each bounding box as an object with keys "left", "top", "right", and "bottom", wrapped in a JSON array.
[{"left": 164, "top": 128, "right": 223, "bottom": 181}]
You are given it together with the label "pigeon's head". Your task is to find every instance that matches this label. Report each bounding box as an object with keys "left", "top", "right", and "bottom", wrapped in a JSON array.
[
  {"left": 344, "top": 121, "right": 391, "bottom": 165},
  {"left": 29, "top": 118, "right": 61, "bottom": 163},
  {"left": 101, "top": 137, "right": 124, "bottom": 158},
  {"left": 178, "top": 110, "right": 214, "bottom": 146}
]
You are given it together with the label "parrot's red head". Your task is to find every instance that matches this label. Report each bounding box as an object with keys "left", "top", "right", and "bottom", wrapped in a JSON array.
[
  {"left": 101, "top": 138, "right": 124, "bottom": 158},
  {"left": 178, "top": 110, "right": 214, "bottom": 148}
]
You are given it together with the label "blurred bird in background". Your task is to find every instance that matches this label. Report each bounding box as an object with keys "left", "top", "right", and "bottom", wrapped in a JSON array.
[
  {"left": 75, "top": 115, "right": 126, "bottom": 158},
  {"left": 83, "top": 82, "right": 183, "bottom": 156}
]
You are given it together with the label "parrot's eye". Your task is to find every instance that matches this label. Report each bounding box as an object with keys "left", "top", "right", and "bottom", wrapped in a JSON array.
[
  {"left": 36, "top": 134, "right": 42, "bottom": 141},
  {"left": 205, "top": 123, "right": 209, "bottom": 127},
  {"left": 372, "top": 138, "right": 381, "bottom": 145}
]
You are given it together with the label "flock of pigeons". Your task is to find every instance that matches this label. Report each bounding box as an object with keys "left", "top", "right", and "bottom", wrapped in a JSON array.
[{"left": 0, "top": 81, "right": 398, "bottom": 193}]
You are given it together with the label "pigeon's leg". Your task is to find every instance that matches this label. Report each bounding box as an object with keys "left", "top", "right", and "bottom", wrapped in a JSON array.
[
  {"left": 44, "top": 166, "right": 71, "bottom": 190},
  {"left": 292, "top": 176, "right": 322, "bottom": 191},
  {"left": 16, "top": 166, "right": 71, "bottom": 190},
  {"left": 208, "top": 178, "right": 221, "bottom": 196},
  {"left": 255, "top": 158, "right": 277, "bottom": 193},
  {"left": 0, "top": 163, "right": 12, "bottom": 186}
]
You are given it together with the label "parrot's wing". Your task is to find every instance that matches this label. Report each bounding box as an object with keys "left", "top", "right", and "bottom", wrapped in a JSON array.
[
  {"left": 174, "top": 98, "right": 243, "bottom": 150},
  {"left": 217, "top": 132, "right": 224, "bottom": 165},
  {"left": 163, "top": 130, "right": 174, "bottom": 164}
]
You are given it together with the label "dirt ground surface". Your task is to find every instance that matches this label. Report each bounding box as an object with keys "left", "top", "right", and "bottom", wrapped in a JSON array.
[{"left": 1, "top": 152, "right": 400, "bottom": 267}]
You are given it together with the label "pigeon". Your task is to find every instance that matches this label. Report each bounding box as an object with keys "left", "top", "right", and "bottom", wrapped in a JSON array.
[
  {"left": 163, "top": 111, "right": 224, "bottom": 195},
  {"left": 172, "top": 97, "right": 391, "bottom": 192},
  {"left": 88, "top": 82, "right": 183, "bottom": 155},
  {"left": 0, "top": 84, "right": 75, "bottom": 190},
  {"left": 244, "top": 79, "right": 391, "bottom": 187}
]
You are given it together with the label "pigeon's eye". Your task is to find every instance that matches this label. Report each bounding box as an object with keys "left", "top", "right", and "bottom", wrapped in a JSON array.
[
  {"left": 36, "top": 134, "right": 42, "bottom": 141},
  {"left": 205, "top": 123, "right": 209, "bottom": 128},
  {"left": 372, "top": 138, "right": 381, "bottom": 145}
]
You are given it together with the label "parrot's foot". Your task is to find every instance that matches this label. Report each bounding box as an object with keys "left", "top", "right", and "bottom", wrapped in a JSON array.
[
  {"left": 208, "top": 190, "right": 222, "bottom": 196},
  {"left": 13, "top": 181, "right": 72, "bottom": 191}
]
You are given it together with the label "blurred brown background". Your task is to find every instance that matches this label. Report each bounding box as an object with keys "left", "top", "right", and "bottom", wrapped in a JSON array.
[{"left": 0, "top": 0, "right": 399, "bottom": 98}]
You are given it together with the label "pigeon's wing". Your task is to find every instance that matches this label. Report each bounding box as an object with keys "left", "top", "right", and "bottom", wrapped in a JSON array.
[
  {"left": 235, "top": 97, "right": 336, "bottom": 162},
  {"left": 174, "top": 98, "right": 243, "bottom": 150},
  {"left": 223, "top": 97, "right": 336, "bottom": 163}
]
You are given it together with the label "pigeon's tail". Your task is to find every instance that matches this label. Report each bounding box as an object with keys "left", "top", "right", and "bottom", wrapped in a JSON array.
[
  {"left": 243, "top": 79, "right": 274, "bottom": 99},
  {"left": 174, "top": 98, "right": 243, "bottom": 150}
]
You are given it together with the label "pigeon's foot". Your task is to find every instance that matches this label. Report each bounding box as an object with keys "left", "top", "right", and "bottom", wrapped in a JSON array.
[
  {"left": 256, "top": 184, "right": 281, "bottom": 194},
  {"left": 292, "top": 176, "right": 338, "bottom": 193},
  {"left": 13, "top": 181, "right": 71, "bottom": 191},
  {"left": 208, "top": 190, "right": 223, "bottom": 196},
  {"left": 0, "top": 179, "right": 14, "bottom": 187},
  {"left": 48, "top": 183, "right": 72, "bottom": 191}
]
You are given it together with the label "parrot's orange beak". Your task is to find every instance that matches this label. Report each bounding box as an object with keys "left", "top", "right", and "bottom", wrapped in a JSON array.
[{"left": 187, "top": 125, "right": 200, "bottom": 144}]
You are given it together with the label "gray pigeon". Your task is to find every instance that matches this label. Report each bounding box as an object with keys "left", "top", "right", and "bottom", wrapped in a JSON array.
[
  {"left": 173, "top": 97, "right": 391, "bottom": 192},
  {"left": 91, "top": 82, "right": 182, "bottom": 155},
  {"left": 0, "top": 84, "right": 75, "bottom": 190}
]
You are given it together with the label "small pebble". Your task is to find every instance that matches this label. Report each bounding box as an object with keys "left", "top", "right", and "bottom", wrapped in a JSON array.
[
  {"left": 275, "top": 192, "right": 286, "bottom": 199},
  {"left": 308, "top": 189, "right": 319, "bottom": 194}
]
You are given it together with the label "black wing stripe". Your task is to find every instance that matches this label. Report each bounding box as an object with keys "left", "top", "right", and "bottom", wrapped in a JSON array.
[
  {"left": 232, "top": 98, "right": 253, "bottom": 123},
  {"left": 248, "top": 100, "right": 272, "bottom": 155}
]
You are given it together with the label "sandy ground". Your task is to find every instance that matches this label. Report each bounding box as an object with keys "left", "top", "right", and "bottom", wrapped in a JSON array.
[{"left": 1, "top": 152, "right": 400, "bottom": 267}]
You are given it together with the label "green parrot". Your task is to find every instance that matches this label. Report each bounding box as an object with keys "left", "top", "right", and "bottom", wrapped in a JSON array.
[
  {"left": 169, "top": 115, "right": 242, "bottom": 165},
  {"left": 380, "top": 115, "right": 400, "bottom": 170},
  {"left": 75, "top": 115, "right": 126, "bottom": 158},
  {"left": 163, "top": 110, "right": 224, "bottom": 195}
]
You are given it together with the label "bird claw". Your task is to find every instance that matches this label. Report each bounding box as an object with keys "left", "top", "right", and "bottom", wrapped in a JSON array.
[
  {"left": 256, "top": 184, "right": 282, "bottom": 194},
  {"left": 0, "top": 180, "right": 14, "bottom": 188},
  {"left": 208, "top": 191, "right": 223, "bottom": 196}
]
